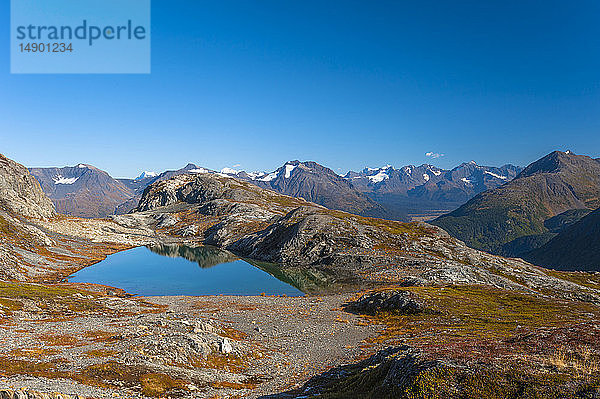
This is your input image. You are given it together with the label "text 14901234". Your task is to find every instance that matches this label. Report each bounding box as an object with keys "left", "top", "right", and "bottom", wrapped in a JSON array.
[{"left": 19, "top": 43, "right": 73, "bottom": 53}]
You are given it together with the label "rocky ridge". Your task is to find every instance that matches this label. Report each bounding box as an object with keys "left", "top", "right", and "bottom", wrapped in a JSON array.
[{"left": 1, "top": 154, "right": 55, "bottom": 219}]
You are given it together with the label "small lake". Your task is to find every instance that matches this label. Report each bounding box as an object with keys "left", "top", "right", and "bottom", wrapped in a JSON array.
[{"left": 68, "top": 244, "right": 305, "bottom": 297}]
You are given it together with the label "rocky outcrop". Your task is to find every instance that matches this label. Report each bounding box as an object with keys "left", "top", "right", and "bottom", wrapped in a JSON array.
[
  {"left": 344, "top": 290, "right": 424, "bottom": 315},
  {"left": 0, "top": 154, "right": 58, "bottom": 280},
  {"left": 0, "top": 154, "right": 55, "bottom": 219},
  {"left": 116, "top": 163, "right": 206, "bottom": 214},
  {"left": 261, "top": 346, "right": 444, "bottom": 399}
]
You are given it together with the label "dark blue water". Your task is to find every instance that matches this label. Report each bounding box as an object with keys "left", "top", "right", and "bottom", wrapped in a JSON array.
[{"left": 68, "top": 245, "right": 304, "bottom": 297}]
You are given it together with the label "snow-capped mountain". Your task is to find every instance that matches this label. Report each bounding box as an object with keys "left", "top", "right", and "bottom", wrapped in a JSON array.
[
  {"left": 30, "top": 158, "right": 520, "bottom": 221},
  {"left": 218, "top": 160, "right": 521, "bottom": 221},
  {"left": 345, "top": 164, "right": 446, "bottom": 194},
  {"left": 345, "top": 162, "right": 519, "bottom": 194},
  {"left": 344, "top": 161, "right": 522, "bottom": 219},
  {"left": 220, "top": 160, "right": 401, "bottom": 220},
  {"left": 29, "top": 164, "right": 134, "bottom": 218},
  {"left": 134, "top": 171, "right": 158, "bottom": 181}
]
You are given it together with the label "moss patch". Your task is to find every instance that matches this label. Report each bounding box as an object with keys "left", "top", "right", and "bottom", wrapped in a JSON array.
[{"left": 368, "top": 285, "right": 600, "bottom": 345}]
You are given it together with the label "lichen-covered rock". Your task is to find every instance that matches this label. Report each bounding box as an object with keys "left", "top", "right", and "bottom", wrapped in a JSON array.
[
  {"left": 261, "top": 346, "right": 443, "bottom": 399},
  {"left": 345, "top": 290, "right": 424, "bottom": 315}
]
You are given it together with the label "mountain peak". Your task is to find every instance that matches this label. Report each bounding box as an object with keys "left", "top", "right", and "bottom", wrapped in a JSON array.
[
  {"left": 517, "top": 150, "right": 578, "bottom": 178},
  {"left": 134, "top": 171, "right": 158, "bottom": 181},
  {"left": 73, "top": 163, "right": 102, "bottom": 171}
]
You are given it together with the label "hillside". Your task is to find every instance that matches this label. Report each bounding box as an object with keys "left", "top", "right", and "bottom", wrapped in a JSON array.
[
  {"left": 525, "top": 207, "right": 600, "bottom": 271},
  {"left": 432, "top": 151, "right": 600, "bottom": 256}
]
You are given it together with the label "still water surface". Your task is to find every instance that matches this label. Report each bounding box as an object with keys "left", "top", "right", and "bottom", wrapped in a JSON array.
[{"left": 68, "top": 245, "right": 304, "bottom": 297}]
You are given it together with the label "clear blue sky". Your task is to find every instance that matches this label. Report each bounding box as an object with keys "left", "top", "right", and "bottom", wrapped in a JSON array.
[{"left": 1, "top": 0, "right": 599, "bottom": 178}]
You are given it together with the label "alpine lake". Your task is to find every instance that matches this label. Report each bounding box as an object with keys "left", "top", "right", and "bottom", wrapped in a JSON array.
[{"left": 68, "top": 244, "right": 312, "bottom": 297}]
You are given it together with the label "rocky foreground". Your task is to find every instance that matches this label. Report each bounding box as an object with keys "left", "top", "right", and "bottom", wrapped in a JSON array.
[{"left": 1, "top": 154, "right": 600, "bottom": 398}]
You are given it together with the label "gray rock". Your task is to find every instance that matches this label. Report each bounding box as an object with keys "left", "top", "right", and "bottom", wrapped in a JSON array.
[
  {"left": 345, "top": 290, "right": 424, "bottom": 315},
  {"left": 0, "top": 153, "right": 55, "bottom": 219}
]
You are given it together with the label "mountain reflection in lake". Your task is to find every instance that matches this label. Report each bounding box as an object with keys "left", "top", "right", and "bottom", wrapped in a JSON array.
[
  {"left": 68, "top": 245, "right": 304, "bottom": 297},
  {"left": 147, "top": 244, "right": 239, "bottom": 269}
]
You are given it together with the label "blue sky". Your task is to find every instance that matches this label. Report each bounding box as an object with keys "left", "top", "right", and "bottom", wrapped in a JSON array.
[{"left": 1, "top": 0, "right": 599, "bottom": 178}]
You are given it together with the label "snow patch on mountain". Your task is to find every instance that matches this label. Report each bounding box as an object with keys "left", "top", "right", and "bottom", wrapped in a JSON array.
[
  {"left": 220, "top": 167, "right": 240, "bottom": 175},
  {"left": 484, "top": 171, "right": 507, "bottom": 180},
  {"left": 368, "top": 171, "right": 390, "bottom": 183},
  {"left": 53, "top": 175, "right": 79, "bottom": 185},
  {"left": 258, "top": 172, "right": 278, "bottom": 182},
  {"left": 246, "top": 171, "right": 266, "bottom": 179},
  {"left": 189, "top": 168, "right": 210, "bottom": 174},
  {"left": 284, "top": 164, "right": 297, "bottom": 179}
]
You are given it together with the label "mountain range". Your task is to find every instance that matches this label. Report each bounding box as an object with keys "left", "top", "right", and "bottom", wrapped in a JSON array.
[
  {"left": 432, "top": 151, "right": 600, "bottom": 262},
  {"left": 218, "top": 160, "right": 522, "bottom": 221},
  {"left": 219, "top": 160, "right": 397, "bottom": 220},
  {"left": 342, "top": 162, "right": 522, "bottom": 220},
  {"left": 30, "top": 159, "right": 521, "bottom": 221},
  {"left": 24, "top": 151, "right": 600, "bottom": 272}
]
